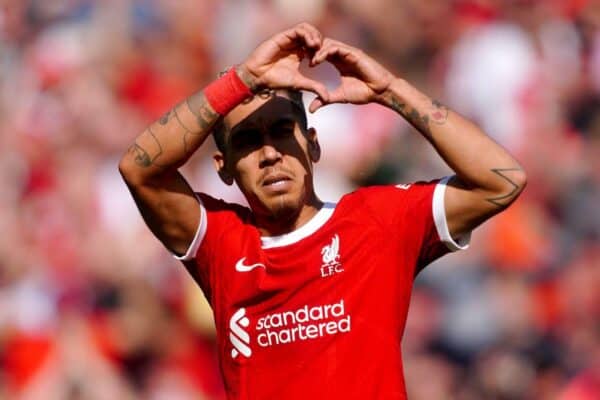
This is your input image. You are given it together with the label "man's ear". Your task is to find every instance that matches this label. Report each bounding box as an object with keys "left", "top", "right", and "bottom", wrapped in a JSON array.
[
  {"left": 213, "top": 151, "right": 234, "bottom": 185},
  {"left": 307, "top": 127, "right": 321, "bottom": 163}
]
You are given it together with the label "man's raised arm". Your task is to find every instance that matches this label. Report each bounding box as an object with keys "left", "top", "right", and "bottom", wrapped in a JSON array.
[
  {"left": 377, "top": 79, "right": 527, "bottom": 238},
  {"left": 310, "top": 39, "right": 527, "bottom": 239},
  {"left": 118, "top": 82, "right": 233, "bottom": 256},
  {"left": 119, "top": 23, "right": 329, "bottom": 256}
]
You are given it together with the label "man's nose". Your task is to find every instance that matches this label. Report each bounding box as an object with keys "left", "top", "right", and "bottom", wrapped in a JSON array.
[{"left": 259, "top": 136, "right": 282, "bottom": 165}]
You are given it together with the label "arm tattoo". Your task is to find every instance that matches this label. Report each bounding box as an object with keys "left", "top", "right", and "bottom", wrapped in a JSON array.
[
  {"left": 129, "top": 143, "right": 152, "bottom": 167},
  {"left": 186, "top": 93, "right": 219, "bottom": 130},
  {"left": 485, "top": 168, "right": 524, "bottom": 207},
  {"left": 235, "top": 65, "right": 258, "bottom": 92},
  {"left": 159, "top": 110, "right": 172, "bottom": 125},
  {"left": 389, "top": 96, "right": 406, "bottom": 113},
  {"left": 173, "top": 107, "right": 200, "bottom": 153},
  {"left": 430, "top": 100, "right": 449, "bottom": 124},
  {"left": 406, "top": 109, "right": 431, "bottom": 137},
  {"left": 129, "top": 127, "right": 165, "bottom": 168},
  {"left": 386, "top": 95, "right": 448, "bottom": 138},
  {"left": 173, "top": 107, "right": 191, "bottom": 133}
]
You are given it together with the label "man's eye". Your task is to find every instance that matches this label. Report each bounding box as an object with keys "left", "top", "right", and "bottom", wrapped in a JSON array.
[
  {"left": 272, "top": 124, "right": 294, "bottom": 137},
  {"left": 232, "top": 130, "right": 262, "bottom": 149}
]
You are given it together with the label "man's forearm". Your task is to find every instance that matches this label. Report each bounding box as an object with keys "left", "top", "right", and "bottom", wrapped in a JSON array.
[
  {"left": 119, "top": 66, "right": 257, "bottom": 183},
  {"left": 119, "top": 90, "right": 219, "bottom": 183},
  {"left": 379, "top": 78, "right": 526, "bottom": 207}
]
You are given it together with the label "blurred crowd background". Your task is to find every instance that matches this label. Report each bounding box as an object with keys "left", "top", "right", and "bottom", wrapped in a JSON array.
[{"left": 1, "top": 0, "right": 599, "bottom": 399}]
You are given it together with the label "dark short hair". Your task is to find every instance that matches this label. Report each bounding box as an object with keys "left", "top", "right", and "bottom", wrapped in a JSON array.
[{"left": 212, "top": 89, "right": 308, "bottom": 153}]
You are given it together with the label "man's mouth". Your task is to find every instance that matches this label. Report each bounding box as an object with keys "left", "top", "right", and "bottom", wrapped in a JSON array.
[{"left": 262, "top": 173, "right": 292, "bottom": 190}]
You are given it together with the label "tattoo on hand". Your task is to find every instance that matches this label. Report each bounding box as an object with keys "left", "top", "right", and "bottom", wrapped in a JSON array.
[
  {"left": 186, "top": 93, "right": 219, "bottom": 130},
  {"left": 486, "top": 168, "right": 524, "bottom": 207}
]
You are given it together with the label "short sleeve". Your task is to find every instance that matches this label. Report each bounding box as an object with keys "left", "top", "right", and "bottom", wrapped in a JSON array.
[
  {"left": 359, "top": 178, "right": 471, "bottom": 273},
  {"left": 417, "top": 177, "right": 471, "bottom": 269},
  {"left": 432, "top": 177, "right": 471, "bottom": 251},
  {"left": 174, "top": 193, "right": 249, "bottom": 261},
  {"left": 173, "top": 193, "right": 207, "bottom": 262},
  {"left": 170, "top": 193, "right": 251, "bottom": 303}
]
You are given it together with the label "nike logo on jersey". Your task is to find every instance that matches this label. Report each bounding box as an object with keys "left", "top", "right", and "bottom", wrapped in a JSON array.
[
  {"left": 235, "top": 257, "right": 266, "bottom": 272},
  {"left": 395, "top": 183, "right": 412, "bottom": 190}
]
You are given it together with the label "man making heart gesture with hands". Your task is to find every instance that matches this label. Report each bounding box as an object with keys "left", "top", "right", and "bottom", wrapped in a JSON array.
[{"left": 120, "top": 22, "right": 526, "bottom": 400}]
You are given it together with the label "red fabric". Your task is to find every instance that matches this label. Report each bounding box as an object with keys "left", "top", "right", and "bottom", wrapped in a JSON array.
[
  {"left": 187, "top": 181, "right": 451, "bottom": 399},
  {"left": 204, "top": 68, "right": 252, "bottom": 116},
  {"left": 3, "top": 334, "right": 54, "bottom": 390},
  {"left": 454, "top": 1, "right": 499, "bottom": 24}
]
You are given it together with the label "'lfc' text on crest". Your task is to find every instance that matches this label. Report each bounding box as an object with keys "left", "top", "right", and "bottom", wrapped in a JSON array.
[{"left": 320, "top": 234, "right": 343, "bottom": 277}]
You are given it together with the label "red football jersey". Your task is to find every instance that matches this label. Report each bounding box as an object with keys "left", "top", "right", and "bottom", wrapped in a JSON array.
[{"left": 176, "top": 178, "right": 470, "bottom": 399}]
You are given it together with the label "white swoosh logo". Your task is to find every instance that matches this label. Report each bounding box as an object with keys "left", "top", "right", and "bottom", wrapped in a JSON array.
[
  {"left": 395, "top": 183, "right": 412, "bottom": 190},
  {"left": 235, "top": 257, "right": 266, "bottom": 272}
]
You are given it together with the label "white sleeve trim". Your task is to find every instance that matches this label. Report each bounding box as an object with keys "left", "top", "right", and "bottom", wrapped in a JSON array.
[
  {"left": 433, "top": 176, "right": 471, "bottom": 251},
  {"left": 173, "top": 195, "right": 207, "bottom": 261}
]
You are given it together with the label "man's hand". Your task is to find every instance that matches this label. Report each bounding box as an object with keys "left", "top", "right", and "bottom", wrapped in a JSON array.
[
  {"left": 240, "top": 23, "right": 329, "bottom": 102},
  {"left": 309, "top": 39, "right": 395, "bottom": 113}
]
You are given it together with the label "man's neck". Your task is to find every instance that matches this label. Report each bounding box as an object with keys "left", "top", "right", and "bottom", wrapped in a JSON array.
[{"left": 256, "top": 197, "right": 324, "bottom": 237}]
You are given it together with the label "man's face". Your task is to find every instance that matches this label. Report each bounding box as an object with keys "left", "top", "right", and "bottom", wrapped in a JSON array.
[{"left": 214, "top": 92, "right": 320, "bottom": 221}]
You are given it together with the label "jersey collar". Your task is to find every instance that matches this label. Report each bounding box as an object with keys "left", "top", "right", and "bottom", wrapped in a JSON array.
[{"left": 260, "top": 202, "right": 336, "bottom": 249}]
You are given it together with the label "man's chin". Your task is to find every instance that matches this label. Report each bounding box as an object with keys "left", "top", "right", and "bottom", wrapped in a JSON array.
[
  {"left": 260, "top": 194, "right": 302, "bottom": 221},
  {"left": 267, "top": 199, "right": 299, "bottom": 220}
]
